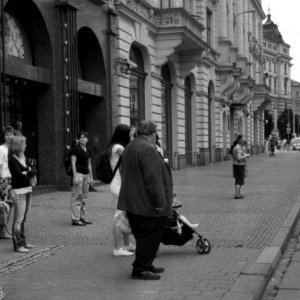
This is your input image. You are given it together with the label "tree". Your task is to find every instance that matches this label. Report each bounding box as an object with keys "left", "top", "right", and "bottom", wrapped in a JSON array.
[
  {"left": 277, "top": 108, "right": 294, "bottom": 141},
  {"left": 264, "top": 110, "right": 273, "bottom": 139}
]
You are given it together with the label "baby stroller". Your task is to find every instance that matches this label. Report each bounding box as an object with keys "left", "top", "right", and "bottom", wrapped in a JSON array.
[{"left": 161, "top": 201, "right": 211, "bottom": 254}]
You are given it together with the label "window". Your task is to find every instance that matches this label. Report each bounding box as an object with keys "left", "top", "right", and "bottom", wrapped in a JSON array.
[
  {"left": 274, "top": 78, "right": 277, "bottom": 93},
  {"left": 284, "top": 79, "right": 288, "bottom": 95},
  {"left": 206, "top": 9, "right": 212, "bottom": 46},
  {"left": 129, "top": 45, "right": 146, "bottom": 127},
  {"left": 284, "top": 63, "right": 287, "bottom": 75},
  {"left": 184, "top": 77, "right": 193, "bottom": 165},
  {"left": 161, "top": 64, "right": 173, "bottom": 165}
]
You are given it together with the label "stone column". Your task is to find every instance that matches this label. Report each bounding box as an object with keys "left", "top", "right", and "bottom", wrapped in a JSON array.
[
  {"left": 219, "top": 0, "right": 227, "bottom": 38},
  {"left": 235, "top": 0, "right": 243, "bottom": 54},
  {"left": 228, "top": 0, "right": 234, "bottom": 42}
]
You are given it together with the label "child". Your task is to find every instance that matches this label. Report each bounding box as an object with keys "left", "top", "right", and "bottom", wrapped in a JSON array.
[{"left": 161, "top": 195, "right": 198, "bottom": 246}]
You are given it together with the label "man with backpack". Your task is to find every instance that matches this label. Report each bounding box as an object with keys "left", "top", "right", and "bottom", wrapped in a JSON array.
[{"left": 269, "top": 134, "right": 277, "bottom": 157}]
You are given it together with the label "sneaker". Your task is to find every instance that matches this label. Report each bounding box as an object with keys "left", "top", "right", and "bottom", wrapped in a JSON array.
[
  {"left": 72, "top": 220, "right": 86, "bottom": 226},
  {"left": 25, "top": 244, "right": 35, "bottom": 249},
  {"left": 16, "top": 246, "right": 29, "bottom": 253},
  {"left": 113, "top": 248, "right": 134, "bottom": 257},
  {"left": 191, "top": 223, "right": 199, "bottom": 229},
  {"left": 124, "top": 243, "right": 136, "bottom": 252},
  {"left": 0, "top": 232, "right": 12, "bottom": 239}
]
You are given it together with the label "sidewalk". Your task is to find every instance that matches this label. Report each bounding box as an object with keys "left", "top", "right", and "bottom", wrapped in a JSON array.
[{"left": 0, "top": 151, "right": 300, "bottom": 300}]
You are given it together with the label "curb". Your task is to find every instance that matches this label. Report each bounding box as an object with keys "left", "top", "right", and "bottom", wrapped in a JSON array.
[{"left": 224, "top": 197, "right": 300, "bottom": 300}]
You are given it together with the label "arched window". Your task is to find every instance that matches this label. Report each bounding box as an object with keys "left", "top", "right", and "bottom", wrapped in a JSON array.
[
  {"left": 129, "top": 45, "right": 146, "bottom": 127},
  {"left": 184, "top": 76, "right": 192, "bottom": 164},
  {"left": 161, "top": 64, "right": 172, "bottom": 159}
]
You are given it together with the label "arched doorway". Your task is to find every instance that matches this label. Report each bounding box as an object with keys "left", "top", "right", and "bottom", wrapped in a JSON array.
[
  {"left": 77, "top": 27, "right": 107, "bottom": 174},
  {"left": 161, "top": 64, "right": 172, "bottom": 165},
  {"left": 129, "top": 44, "right": 146, "bottom": 127},
  {"left": 184, "top": 76, "right": 192, "bottom": 165},
  {"left": 208, "top": 81, "right": 215, "bottom": 163},
  {"left": 3, "top": 0, "right": 53, "bottom": 184}
]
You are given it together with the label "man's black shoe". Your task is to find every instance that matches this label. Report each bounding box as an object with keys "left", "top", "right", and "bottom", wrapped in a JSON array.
[
  {"left": 131, "top": 271, "right": 160, "bottom": 280},
  {"left": 149, "top": 266, "right": 165, "bottom": 274},
  {"left": 72, "top": 220, "right": 86, "bottom": 226},
  {"left": 80, "top": 219, "right": 92, "bottom": 225},
  {"left": 89, "top": 186, "right": 98, "bottom": 192}
]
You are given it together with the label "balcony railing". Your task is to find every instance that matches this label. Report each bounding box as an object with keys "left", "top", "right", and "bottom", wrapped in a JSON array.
[{"left": 115, "top": 0, "right": 204, "bottom": 35}]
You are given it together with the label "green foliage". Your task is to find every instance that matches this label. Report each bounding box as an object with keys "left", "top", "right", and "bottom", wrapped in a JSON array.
[{"left": 278, "top": 109, "right": 293, "bottom": 140}]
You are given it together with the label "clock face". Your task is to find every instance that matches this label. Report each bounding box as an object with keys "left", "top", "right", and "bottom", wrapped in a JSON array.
[{"left": 5, "top": 13, "right": 25, "bottom": 59}]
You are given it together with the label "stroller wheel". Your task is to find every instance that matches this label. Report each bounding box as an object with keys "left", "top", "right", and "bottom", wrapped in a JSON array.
[
  {"left": 196, "top": 239, "right": 205, "bottom": 254},
  {"left": 202, "top": 238, "right": 211, "bottom": 254}
]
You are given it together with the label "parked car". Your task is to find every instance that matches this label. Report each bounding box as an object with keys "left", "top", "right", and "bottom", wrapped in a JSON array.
[{"left": 291, "top": 137, "right": 300, "bottom": 150}]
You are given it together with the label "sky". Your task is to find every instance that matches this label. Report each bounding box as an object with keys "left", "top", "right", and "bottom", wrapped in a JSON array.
[{"left": 262, "top": 0, "right": 300, "bottom": 82}]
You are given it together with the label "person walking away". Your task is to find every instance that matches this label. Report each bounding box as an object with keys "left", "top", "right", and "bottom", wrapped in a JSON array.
[
  {"left": 70, "top": 131, "right": 93, "bottom": 226},
  {"left": 269, "top": 134, "right": 277, "bottom": 156},
  {"left": 8, "top": 135, "right": 37, "bottom": 253},
  {"left": 118, "top": 120, "right": 173, "bottom": 280},
  {"left": 232, "top": 135, "right": 250, "bottom": 199},
  {"left": 0, "top": 126, "right": 15, "bottom": 239},
  {"left": 109, "top": 124, "right": 135, "bottom": 257}
]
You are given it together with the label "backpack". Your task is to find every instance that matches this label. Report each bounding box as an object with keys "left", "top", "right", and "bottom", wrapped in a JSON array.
[
  {"left": 96, "top": 147, "right": 121, "bottom": 184},
  {"left": 229, "top": 144, "right": 234, "bottom": 155},
  {"left": 64, "top": 150, "right": 72, "bottom": 176}
]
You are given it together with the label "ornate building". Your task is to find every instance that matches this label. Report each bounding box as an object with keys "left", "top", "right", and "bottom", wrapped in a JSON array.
[
  {"left": 0, "top": 0, "right": 272, "bottom": 189},
  {"left": 262, "top": 12, "right": 292, "bottom": 136}
]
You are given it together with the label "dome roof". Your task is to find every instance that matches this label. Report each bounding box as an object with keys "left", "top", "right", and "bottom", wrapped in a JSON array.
[{"left": 263, "top": 14, "right": 284, "bottom": 43}]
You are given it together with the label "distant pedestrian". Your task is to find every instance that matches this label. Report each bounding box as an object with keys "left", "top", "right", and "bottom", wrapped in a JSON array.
[
  {"left": 109, "top": 124, "right": 135, "bottom": 257},
  {"left": 118, "top": 120, "right": 173, "bottom": 280},
  {"left": 70, "top": 131, "right": 93, "bottom": 226},
  {"left": 232, "top": 134, "right": 250, "bottom": 199},
  {"left": 8, "top": 135, "right": 37, "bottom": 253},
  {"left": 269, "top": 134, "right": 277, "bottom": 156},
  {"left": 0, "top": 126, "right": 15, "bottom": 239}
]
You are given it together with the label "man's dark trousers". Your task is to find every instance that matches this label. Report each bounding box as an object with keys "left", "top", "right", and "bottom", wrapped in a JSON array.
[{"left": 127, "top": 212, "right": 167, "bottom": 273}]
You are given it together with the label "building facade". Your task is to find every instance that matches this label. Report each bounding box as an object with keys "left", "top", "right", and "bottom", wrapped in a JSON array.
[
  {"left": 291, "top": 80, "right": 300, "bottom": 136},
  {"left": 0, "top": 0, "right": 272, "bottom": 189},
  {"left": 262, "top": 12, "right": 292, "bottom": 136}
]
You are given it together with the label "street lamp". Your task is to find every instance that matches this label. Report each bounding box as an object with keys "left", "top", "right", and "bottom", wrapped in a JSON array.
[{"left": 233, "top": 9, "right": 256, "bottom": 25}]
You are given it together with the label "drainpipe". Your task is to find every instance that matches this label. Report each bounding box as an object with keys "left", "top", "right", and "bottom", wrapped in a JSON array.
[
  {"left": 106, "top": 6, "right": 118, "bottom": 139},
  {"left": 0, "top": 0, "right": 6, "bottom": 128}
]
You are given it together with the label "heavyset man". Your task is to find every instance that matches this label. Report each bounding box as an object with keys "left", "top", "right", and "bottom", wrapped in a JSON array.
[{"left": 117, "top": 120, "right": 173, "bottom": 280}]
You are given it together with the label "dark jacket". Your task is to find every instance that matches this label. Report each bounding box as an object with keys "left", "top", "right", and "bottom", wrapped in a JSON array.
[
  {"left": 117, "top": 135, "right": 173, "bottom": 217},
  {"left": 8, "top": 154, "right": 37, "bottom": 189}
]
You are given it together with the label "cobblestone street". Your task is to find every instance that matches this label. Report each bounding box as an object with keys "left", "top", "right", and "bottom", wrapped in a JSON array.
[{"left": 0, "top": 151, "right": 300, "bottom": 300}]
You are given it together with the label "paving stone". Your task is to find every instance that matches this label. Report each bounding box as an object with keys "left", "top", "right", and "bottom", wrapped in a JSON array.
[
  {"left": 280, "top": 262, "right": 300, "bottom": 289},
  {"left": 275, "top": 289, "right": 300, "bottom": 300},
  {"left": 0, "top": 152, "right": 300, "bottom": 299}
]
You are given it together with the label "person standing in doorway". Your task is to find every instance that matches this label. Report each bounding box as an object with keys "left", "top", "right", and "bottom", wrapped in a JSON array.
[
  {"left": 0, "top": 126, "right": 15, "bottom": 239},
  {"left": 232, "top": 135, "right": 250, "bottom": 199},
  {"left": 118, "top": 120, "right": 173, "bottom": 280},
  {"left": 70, "top": 131, "right": 93, "bottom": 226}
]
